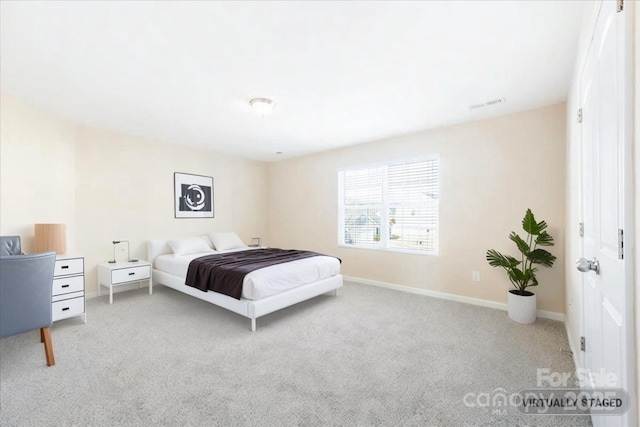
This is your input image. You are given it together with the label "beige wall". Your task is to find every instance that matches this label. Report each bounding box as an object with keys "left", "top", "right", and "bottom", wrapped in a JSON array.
[
  {"left": 268, "top": 103, "right": 567, "bottom": 314},
  {"left": 74, "top": 127, "right": 268, "bottom": 293},
  {"left": 0, "top": 94, "right": 77, "bottom": 250},
  {"left": 0, "top": 92, "right": 269, "bottom": 293}
]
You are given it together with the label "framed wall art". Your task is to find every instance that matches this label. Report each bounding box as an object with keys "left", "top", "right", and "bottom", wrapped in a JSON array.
[{"left": 174, "top": 172, "right": 214, "bottom": 218}]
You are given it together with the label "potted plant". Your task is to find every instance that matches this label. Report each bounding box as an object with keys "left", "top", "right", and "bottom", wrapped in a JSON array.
[{"left": 486, "top": 209, "right": 557, "bottom": 324}]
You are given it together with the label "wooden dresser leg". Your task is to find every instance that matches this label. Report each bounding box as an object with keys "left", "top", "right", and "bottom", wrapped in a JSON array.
[{"left": 41, "top": 327, "right": 55, "bottom": 367}]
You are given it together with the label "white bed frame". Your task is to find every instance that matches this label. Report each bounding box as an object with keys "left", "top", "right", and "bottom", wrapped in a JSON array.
[{"left": 147, "top": 239, "right": 343, "bottom": 331}]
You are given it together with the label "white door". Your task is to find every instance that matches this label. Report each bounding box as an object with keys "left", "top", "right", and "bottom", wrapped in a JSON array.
[{"left": 579, "top": 1, "right": 635, "bottom": 426}]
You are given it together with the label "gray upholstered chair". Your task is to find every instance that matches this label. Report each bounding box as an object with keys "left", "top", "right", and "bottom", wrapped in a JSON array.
[
  {"left": 0, "top": 249, "right": 57, "bottom": 366},
  {"left": 0, "top": 235, "right": 24, "bottom": 256}
]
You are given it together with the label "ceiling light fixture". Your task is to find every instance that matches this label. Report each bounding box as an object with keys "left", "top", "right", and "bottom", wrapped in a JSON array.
[{"left": 250, "top": 98, "right": 275, "bottom": 116}]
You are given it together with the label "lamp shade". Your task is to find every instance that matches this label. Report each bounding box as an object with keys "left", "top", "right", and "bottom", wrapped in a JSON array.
[{"left": 34, "top": 224, "right": 67, "bottom": 254}]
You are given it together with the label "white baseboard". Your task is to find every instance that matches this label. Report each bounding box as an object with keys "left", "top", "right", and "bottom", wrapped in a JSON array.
[{"left": 344, "top": 275, "right": 565, "bottom": 322}]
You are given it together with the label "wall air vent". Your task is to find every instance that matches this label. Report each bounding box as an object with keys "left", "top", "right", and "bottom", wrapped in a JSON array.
[
  {"left": 469, "top": 103, "right": 486, "bottom": 110},
  {"left": 469, "top": 97, "right": 506, "bottom": 111}
]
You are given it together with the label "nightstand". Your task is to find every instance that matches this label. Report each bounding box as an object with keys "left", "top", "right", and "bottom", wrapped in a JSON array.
[
  {"left": 53, "top": 256, "right": 86, "bottom": 323},
  {"left": 97, "top": 260, "right": 152, "bottom": 304}
]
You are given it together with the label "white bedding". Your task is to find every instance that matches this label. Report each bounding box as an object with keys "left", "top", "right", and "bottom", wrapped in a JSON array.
[{"left": 154, "top": 249, "right": 340, "bottom": 300}]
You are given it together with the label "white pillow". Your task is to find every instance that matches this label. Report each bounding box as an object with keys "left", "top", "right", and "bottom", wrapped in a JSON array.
[
  {"left": 199, "top": 235, "right": 214, "bottom": 249},
  {"left": 168, "top": 237, "right": 213, "bottom": 256},
  {"left": 209, "top": 232, "right": 246, "bottom": 251}
]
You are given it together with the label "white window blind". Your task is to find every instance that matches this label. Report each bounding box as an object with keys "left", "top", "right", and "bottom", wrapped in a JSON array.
[{"left": 338, "top": 158, "right": 439, "bottom": 254}]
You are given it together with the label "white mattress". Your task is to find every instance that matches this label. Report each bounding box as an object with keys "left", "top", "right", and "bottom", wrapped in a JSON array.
[{"left": 154, "top": 249, "right": 340, "bottom": 300}]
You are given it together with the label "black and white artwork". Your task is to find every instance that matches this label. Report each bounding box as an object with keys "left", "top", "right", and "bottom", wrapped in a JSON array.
[{"left": 174, "top": 172, "right": 214, "bottom": 218}]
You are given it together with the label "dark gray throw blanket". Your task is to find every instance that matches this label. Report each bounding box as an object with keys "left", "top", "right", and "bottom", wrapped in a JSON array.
[{"left": 185, "top": 248, "right": 336, "bottom": 300}]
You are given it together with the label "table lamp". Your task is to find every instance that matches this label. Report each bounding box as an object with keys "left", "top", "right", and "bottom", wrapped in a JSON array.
[
  {"left": 34, "top": 224, "right": 67, "bottom": 254},
  {"left": 109, "top": 240, "right": 139, "bottom": 263}
]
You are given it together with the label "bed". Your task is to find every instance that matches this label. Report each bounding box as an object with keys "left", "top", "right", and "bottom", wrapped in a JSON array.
[{"left": 147, "top": 234, "right": 343, "bottom": 331}]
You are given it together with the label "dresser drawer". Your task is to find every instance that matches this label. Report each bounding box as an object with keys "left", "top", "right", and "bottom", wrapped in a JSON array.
[
  {"left": 52, "top": 296, "right": 85, "bottom": 322},
  {"left": 54, "top": 258, "right": 84, "bottom": 276},
  {"left": 111, "top": 265, "right": 151, "bottom": 284},
  {"left": 52, "top": 275, "right": 84, "bottom": 296}
]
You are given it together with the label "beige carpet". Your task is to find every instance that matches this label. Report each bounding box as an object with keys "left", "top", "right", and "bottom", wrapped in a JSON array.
[{"left": 0, "top": 281, "right": 591, "bottom": 426}]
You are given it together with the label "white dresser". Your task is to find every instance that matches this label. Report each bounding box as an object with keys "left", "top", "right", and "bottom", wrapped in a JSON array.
[{"left": 52, "top": 256, "right": 86, "bottom": 322}]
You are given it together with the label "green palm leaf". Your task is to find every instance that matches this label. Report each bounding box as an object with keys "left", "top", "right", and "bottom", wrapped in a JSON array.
[
  {"left": 486, "top": 249, "right": 520, "bottom": 268},
  {"left": 508, "top": 267, "right": 525, "bottom": 283},
  {"left": 536, "top": 220, "right": 548, "bottom": 233},
  {"left": 528, "top": 249, "right": 557, "bottom": 267},
  {"left": 509, "top": 232, "right": 530, "bottom": 255},
  {"left": 535, "top": 231, "right": 554, "bottom": 246},
  {"left": 521, "top": 209, "right": 540, "bottom": 235}
]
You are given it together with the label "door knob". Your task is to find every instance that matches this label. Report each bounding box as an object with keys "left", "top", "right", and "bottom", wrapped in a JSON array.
[{"left": 576, "top": 257, "right": 600, "bottom": 275}]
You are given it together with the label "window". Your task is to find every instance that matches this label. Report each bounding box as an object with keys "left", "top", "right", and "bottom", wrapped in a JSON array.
[{"left": 338, "top": 157, "right": 439, "bottom": 254}]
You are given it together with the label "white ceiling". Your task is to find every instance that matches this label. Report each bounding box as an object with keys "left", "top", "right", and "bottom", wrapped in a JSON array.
[{"left": 0, "top": 1, "right": 587, "bottom": 162}]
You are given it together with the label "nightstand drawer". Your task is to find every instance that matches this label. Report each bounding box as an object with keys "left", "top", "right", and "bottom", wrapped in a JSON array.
[
  {"left": 52, "top": 296, "right": 84, "bottom": 322},
  {"left": 53, "top": 275, "right": 84, "bottom": 296},
  {"left": 54, "top": 258, "right": 84, "bottom": 276},
  {"left": 111, "top": 265, "right": 151, "bottom": 284}
]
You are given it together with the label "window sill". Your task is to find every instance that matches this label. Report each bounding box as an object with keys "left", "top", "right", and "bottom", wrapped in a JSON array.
[{"left": 338, "top": 244, "right": 438, "bottom": 256}]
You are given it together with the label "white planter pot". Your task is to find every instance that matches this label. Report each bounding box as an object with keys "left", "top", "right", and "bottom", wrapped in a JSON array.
[{"left": 507, "top": 290, "right": 537, "bottom": 324}]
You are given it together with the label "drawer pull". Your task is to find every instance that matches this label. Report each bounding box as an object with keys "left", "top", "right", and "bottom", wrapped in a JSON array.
[
  {"left": 128, "top": 272, "right": 135, "bottom": 276},
  {"left": 62, "top": 307, "right": 70, "bottom": 311},
  {"left": 62, "top": 284, "right": 70, "bottom": 288},
  {"left": 61, "top": 265, "right": 69, "bottom": 269}
]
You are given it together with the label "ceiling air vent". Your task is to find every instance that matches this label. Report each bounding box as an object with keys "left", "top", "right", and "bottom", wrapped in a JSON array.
[{"left": 469, "top": 97, "right": 506, "bottom": 111}]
